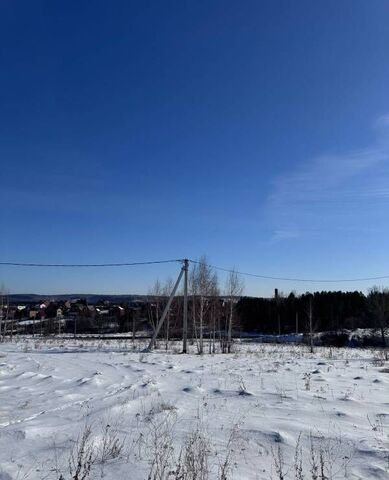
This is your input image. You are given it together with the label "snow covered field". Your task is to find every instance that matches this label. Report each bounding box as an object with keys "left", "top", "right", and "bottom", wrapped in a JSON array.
[{"left": 0, "top": 339, "right": 388, "bottom": 479}]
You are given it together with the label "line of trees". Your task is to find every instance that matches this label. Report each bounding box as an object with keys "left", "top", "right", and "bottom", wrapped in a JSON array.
[{"left": 237, "top": 287, "right": 389, "bottom": 345}]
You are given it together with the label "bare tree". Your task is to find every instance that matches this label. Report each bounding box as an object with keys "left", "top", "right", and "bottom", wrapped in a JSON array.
[
  {"left": 224, "top": 269, "right": 244, "bottom": 353},
  {"left": 208, "top": 272, "right": 220, "bottom": 354},
  {"left": 190, "top": 256, "right": 217, "bottom": 354},
  {"left": 0, "top": 285, "right": 9, "bottom": 342},
  {"left": 306, "top": 294, "right": 315, "bottom": 354},
  {"left": 368, "top": 286, "right": 389, "bottom": 349},
  {"left": 274, "top": 288, "right": 284, "bottom": 336},
  {"left": 147, "top": 279, "right": 164, "bottom": 336}
]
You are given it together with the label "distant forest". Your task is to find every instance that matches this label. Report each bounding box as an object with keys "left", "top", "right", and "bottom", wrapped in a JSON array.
[{"left": 237, "top": 288, "right": 388, "bottom": 339}]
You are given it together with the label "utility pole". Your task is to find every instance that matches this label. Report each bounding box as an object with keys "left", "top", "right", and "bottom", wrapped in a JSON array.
[
  {"left": 295, "top": 311, "right": 299, "bottom": 334},
  {"left": 147, "top": 263, "right": 185, "bottom": 351},
  {"left": 183, "top": 259, "right": 188, "bottom": 353}
]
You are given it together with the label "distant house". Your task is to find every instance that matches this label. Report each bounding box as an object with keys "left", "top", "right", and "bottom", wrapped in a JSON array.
[
  {"left": 40, "top": 303, "right": 46, "bottom": 319},
  {"left": 29, "top": 309, "right": 39, "bottom": 319}
]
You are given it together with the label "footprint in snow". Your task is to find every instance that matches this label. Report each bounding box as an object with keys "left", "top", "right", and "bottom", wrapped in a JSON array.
[
  {"left": 238, "top": 389, "right": 253, "bottom": 397},
  {"left": 262, "top": 431, "right": 283, "bottom": 443},
  {"left": 77, "top": 377, "right": 91, "bottom": 385},
  {"left": 182, "top": 386, "right": 203, "bottom": 394}
]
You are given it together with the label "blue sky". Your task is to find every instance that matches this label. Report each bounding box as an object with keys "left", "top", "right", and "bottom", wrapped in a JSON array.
[{"left": 1, "top": 1, "right": 388, "bottom": 296}]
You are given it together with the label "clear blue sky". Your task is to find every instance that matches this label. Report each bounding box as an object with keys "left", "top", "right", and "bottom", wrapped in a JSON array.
[{"left": 1, "top": 1, "right": 388, "bottom": 296}]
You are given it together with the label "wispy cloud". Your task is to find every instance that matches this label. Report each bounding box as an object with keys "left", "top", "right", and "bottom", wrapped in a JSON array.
[{"left": 266, "top": 115, "right": 389, "bottom": 241}]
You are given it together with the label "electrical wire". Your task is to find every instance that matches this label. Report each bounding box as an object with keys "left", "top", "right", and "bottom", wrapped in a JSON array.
[
  {"left": 188, "top": 259, "right": 389, "bottom": 283},
  {"left": 1, "top": 258, "right": 388, "bottom": 283},
  {"left": 0, "top": 259, "right": 184, "bottom": 268}
]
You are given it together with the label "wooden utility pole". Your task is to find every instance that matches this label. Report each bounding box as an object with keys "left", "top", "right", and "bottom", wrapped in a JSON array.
[
  {"left": 182, "top": 259, "right": 188, "bottom": 353},
  {"left": 295, "top": 311, "right": 299, "bottom": 334}
]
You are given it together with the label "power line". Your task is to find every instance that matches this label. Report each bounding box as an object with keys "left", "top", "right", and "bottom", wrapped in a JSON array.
[
  {"left": 0, "top": 259, "right": 184, "bottom": 268},
  {"left": 1, "top": 257, "right": 388, "bottom": 283},
  {"left": 188, "top": 259, "right": 389, "bottom": 283}
]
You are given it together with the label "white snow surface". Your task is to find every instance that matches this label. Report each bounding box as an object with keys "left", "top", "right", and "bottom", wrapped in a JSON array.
[{"left": 0, "top": 339, "right": 388, "bottom": 479}]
